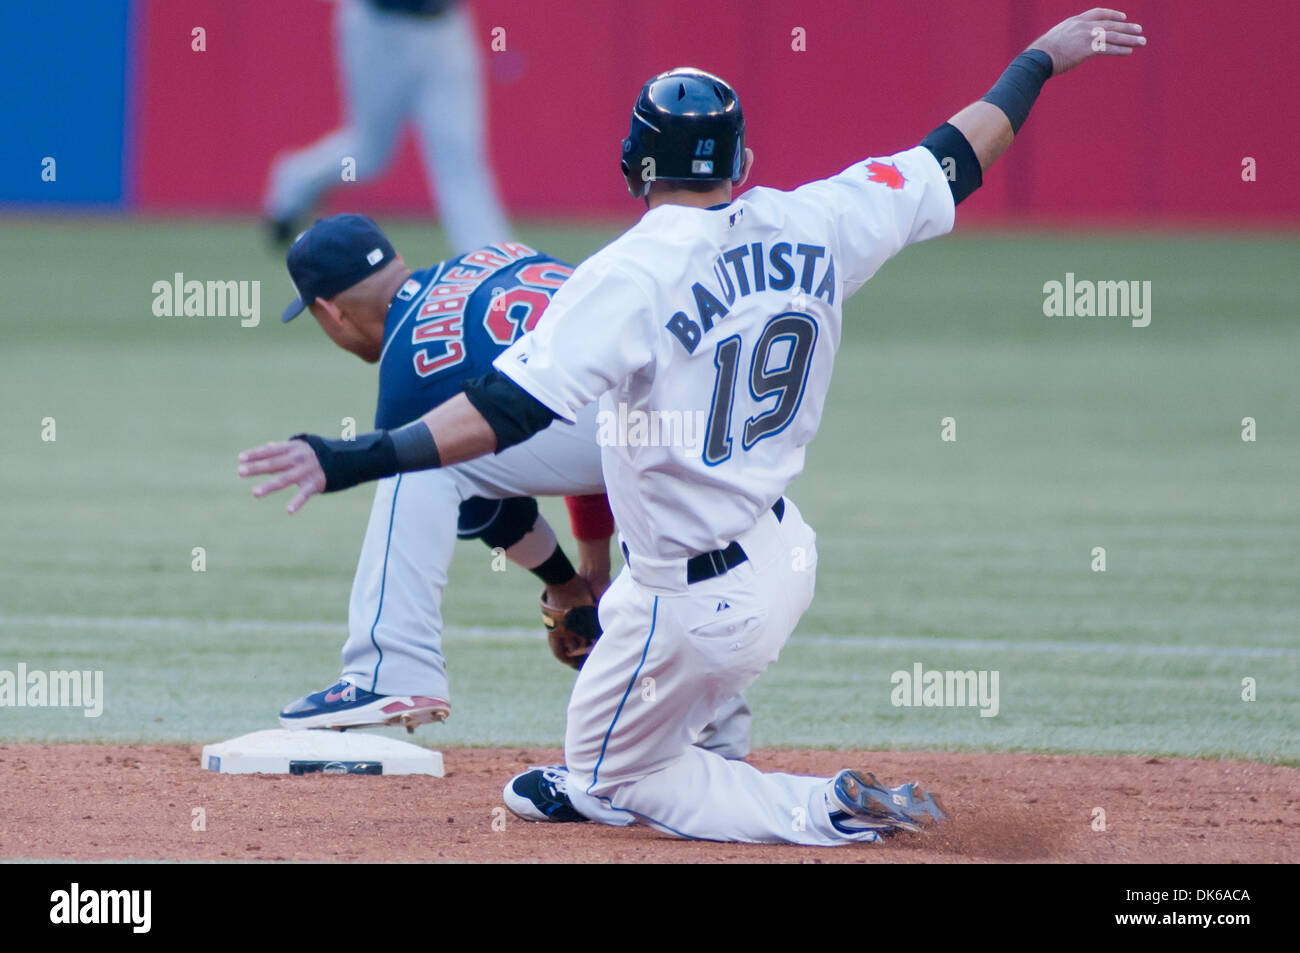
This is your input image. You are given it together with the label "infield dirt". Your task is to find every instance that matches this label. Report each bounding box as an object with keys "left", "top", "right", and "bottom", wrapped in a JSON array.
[{"left": 2, "top": 745, "right": 1295, "bottom": 863}]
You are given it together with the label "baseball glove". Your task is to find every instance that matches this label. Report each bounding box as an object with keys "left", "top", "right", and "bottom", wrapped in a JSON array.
[{"left": 540, "top": 585, "right": 602, "bottom": 670}]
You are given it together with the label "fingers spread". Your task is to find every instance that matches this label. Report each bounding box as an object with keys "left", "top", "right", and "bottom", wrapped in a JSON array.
[
  {"left": 238, "top": 452, "right": 295, "bottom": 477},
  {"left": 238, "top": 442, "right": 293, "bottom": 464},
  {"left": 252, "top": 469, "right": 303, "bottom": 498},
  {"left": 286, "top": 483, "right": 318, "bottom": 515}
]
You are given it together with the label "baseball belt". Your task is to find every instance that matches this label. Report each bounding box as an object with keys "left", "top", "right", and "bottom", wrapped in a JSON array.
[{"left": 622, "top": 497, "right": 785, "bottom": 586}]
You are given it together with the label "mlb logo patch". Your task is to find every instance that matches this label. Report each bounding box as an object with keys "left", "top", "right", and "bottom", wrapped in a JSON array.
[
  {"left": 691, "top": 159, "right": 714, "bottom": 175},
  {"left": 397, "top": 278, "right": 421, "bottom": 300},
  {"left": 366, "top": 247, "right": 384, "bottom": 266}
]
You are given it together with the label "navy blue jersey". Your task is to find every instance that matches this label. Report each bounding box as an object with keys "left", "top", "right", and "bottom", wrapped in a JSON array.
[{"left": 375, "top": 241, "right": 574, "bottom": 429}]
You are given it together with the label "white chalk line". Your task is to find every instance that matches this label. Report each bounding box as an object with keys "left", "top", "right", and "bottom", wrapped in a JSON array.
[{"left": 0, "top": 614, "right": 1293, "bottom": 659}]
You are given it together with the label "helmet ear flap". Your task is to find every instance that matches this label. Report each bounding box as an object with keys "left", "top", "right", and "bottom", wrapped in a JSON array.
[
  {"left": 621, "top": 158, "right": 647, "bottom": 199},
  {"left": 621, "top": 132, "right": 653, "bottom": 199},
  {"left": 730, "top": 132, "right": 746, "bottom": 182}
]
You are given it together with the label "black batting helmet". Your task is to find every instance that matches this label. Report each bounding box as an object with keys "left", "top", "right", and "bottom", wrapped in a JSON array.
[{"left": 620, "top": 67, "right": 745, "bottom": 199}]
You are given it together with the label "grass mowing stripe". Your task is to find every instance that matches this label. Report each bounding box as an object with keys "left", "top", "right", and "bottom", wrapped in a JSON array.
[{"left": 1, "top": 614, "right": 1292, "bottom": 658}]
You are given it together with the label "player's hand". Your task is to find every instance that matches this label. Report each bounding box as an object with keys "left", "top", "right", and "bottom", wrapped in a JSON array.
[
  {"left": 575, "top": 536, "right": 613, "bottom": 601},
  {"left": 581, "top": 570, "right": 612, "bottom": 602},
  {"left": 1031, "top": 8, "right": 1145, "bottom": 76},
  {"left": 541, "top": 577, "right": 602, "bottom": 670},
  {"left": 237, "top": 439, "right": 326, "bottom": 514}
]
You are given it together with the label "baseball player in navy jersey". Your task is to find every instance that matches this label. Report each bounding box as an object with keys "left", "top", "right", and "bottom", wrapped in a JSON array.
[
  {"left": 264, "top": 0, "right": 509, "bottom": 253},
  {"left": 263, "top": 214, "right": 753, "bottom": 757},
  {"left": 241, "top": 9, "right": 1145, "bottom": 844}
]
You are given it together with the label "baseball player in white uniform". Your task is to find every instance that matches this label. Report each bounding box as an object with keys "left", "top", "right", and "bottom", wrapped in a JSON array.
[
  {"left": 259, "top": 214, "right": 753, "bottom": 757},
  {"left": 264, "top": 0, "right": 509, "bottom": 253},
  {"left": 240, "top": 9, "right": 1146, "bottom": 844}
]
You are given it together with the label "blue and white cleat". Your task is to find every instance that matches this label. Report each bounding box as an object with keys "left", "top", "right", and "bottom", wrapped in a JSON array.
[
  {"left": 502, "top": 766, "right": 588, "bottom": 823},
  {"left": 279, "top": 679, "right": 450, "bottom": 733},
  {"left": 828, "top": 769, "right": 948, "bottom": 838}
]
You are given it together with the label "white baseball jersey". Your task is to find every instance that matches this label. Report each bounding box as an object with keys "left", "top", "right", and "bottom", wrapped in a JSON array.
[{"left": 496, "top": 146, "right": 954, "bottom": 560}]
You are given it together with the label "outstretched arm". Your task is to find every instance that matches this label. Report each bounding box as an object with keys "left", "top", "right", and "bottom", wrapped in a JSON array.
[
  {"left": 923, "top": 8, "right": 1145, "bottom": 202},
  {"left": 238, "top": 374, "right": 552, "bottom": 514},
  {"left": 242, "top": 225, "right": 656, "bottom": 514}
]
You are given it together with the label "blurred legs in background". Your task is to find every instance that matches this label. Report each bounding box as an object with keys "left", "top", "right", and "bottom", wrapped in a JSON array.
[{"left": 263, "top": 0, "right": 509, "bottom": 252}]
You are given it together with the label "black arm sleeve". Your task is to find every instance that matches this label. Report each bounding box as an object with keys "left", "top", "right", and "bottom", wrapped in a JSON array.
[
  {"left": 462, "top": 369, "right": 559, "bottom": 452},
  {"left": 920, "top": 122, "right": 983, "bottom": 206},
  {"left": 980, "top": 49, "right": 1053, "bottom": 134}
]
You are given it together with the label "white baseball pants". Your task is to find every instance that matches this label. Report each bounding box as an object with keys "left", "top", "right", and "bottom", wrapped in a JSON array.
[{"left": 564, "top": 498, "right": 867, "bottom": 845}]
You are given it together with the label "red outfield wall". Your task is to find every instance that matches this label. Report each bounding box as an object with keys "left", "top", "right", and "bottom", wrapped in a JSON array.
[{"left": 133, "top": 0, "right": 1297, "bottom": 224}]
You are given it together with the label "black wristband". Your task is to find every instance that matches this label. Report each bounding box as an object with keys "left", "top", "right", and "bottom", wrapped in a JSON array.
[
  {"left": 531, "top": 544, "right": 578, "bottom": 587},
  {"left": 292, "top": 431, "right": 398, "bottom": 493},
  {"left": 390, "top": 421, "right": 441, "bottom": 471},
  {"left": 980, "top": 49, "right": 1053, "bottom": 134},
  {"left": 920, "top": 122, "right": 983, "bottom": 205}
]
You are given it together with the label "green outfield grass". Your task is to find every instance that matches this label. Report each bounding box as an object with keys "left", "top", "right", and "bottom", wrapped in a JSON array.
[{"left": 0, "top": 218, "right": 1296, "bottom": 762}]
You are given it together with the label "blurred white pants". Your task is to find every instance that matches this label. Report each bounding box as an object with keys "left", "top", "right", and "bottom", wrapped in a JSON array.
[{"left": 264, "top": 0, "right": 509, "bottom": 253}]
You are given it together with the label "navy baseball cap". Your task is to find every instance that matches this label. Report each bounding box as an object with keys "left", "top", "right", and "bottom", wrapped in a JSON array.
[{"left": 281, "top": 213, "right": 397, "bottom": 322}]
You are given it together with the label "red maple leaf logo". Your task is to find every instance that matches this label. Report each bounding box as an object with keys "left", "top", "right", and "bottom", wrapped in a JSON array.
[{"left": 865, "top": 161, "right": 906, "bottom": 190}]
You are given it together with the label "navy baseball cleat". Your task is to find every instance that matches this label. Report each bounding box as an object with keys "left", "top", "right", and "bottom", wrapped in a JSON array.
[
  {"left": 502, "top": 766, "right": 588, "bottom": 823},
  {"left": 828, "top": 770, "right": 948, "bottom": 838},
  {"left": 279, "top": 679, "right": 450, "bottom": 733}
]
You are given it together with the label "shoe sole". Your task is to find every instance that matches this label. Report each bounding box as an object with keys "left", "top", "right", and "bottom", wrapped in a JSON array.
[
  {"left": 838, "top": 771, "right": 947, "bottom": 833},
  {"left": 501, "top": 777, "right": 550, "bottom": 822},
  {"left": 501, "top": 768, "right": 587, "bottom": 823},
  {"left": 279, "top": 698, "right": 450, "bottom": 733}
]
